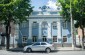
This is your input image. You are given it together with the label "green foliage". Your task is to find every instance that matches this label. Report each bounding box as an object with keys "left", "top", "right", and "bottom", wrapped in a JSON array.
[
  {"left": 0, "top": 0, "right": 33, "bottom": 24},
  {"left": 58, "top": 0, "right": 85, "bottom": 28},
  {"left": 13, "top": 0, "right": 33, "bottom": 23},
  {"left": 58, "top": 0, "right": 70, "bottom": 20},
  {"left": 0, "top": 0, "right": 21, "bottom": 7},
  {"left": 0, "top": 0, "right": 33, "bottom": 50}
]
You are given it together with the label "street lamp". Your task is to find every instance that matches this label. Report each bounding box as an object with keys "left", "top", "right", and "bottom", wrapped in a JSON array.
[{"left": 70, "top": 0, "right": 75, "bottom": 49}]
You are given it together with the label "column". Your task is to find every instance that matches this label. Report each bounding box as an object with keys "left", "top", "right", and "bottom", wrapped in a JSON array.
[
  {"left": 39, "top": 22, "right": 42, "bottom": 39},
  {"left": 48, "top": 22, "right": 51, "bottom": 38},
  {"left": 29, "top": 21, "right": 32, "bottom": 39},
  {"left": 57, "top": 20, "right": 61, "bottom": 39}
]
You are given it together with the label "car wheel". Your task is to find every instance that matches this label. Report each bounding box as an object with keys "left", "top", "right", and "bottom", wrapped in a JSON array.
[
  {"left": 27, "top": 48, "right": 32, "bottom": 53},
  {"left": 45, "top": 48, "right": 51, "bottom": 53}
]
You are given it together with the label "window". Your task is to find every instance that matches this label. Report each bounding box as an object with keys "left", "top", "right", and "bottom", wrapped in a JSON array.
[
  {"left": 42, "top": 21, "right": 48, "bottom": 28},
  {"left": 63, "top": 22, "right": 67, "bottom": 29},
  {"left": 41, "top": 43, "right": 46, "bottom": 45},
  {"left": 52, "top": 22, "right": 57, "bottom": 29},
  {"left": 42, "top": 36, "right": 47, "bottom": 42},
  {"left": 32, "top": 22, "right": 38, "bottom": 28},
  {"left": 33, "top": 42, "right": 40, "bottom": 46},
  {"left": 22, "top": 36, "right": 27, "bottom": 43},
  {"left": 32, "top": 36, "right": 37, "bottom": 42},
  {"left": 53, "top": 36, "right": 57, "bottom": 42},
  {"left": 21, "top": 22, "right": 27, "bottom": 28},
  {"left": 63, "top": 36, "right": 67, "bottom": 42}
]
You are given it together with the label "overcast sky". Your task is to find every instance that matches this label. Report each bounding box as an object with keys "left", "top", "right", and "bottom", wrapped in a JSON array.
[{"left": 31, "top": 0, "right": 57, "bottom": 11}]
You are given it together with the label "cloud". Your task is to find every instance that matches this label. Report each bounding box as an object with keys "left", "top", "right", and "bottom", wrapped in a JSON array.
[{"left": 46, "top": 0, "right": 58, "bottom": 10}]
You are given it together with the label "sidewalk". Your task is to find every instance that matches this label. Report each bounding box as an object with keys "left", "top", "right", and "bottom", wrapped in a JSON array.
[{"left": 56, "top": 47, "right": 82, "bottom": 51}]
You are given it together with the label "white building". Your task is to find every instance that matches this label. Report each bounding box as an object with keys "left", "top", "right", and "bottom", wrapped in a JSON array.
[{"left": 18, "top": 5, "right": 72, "bottom": 47}]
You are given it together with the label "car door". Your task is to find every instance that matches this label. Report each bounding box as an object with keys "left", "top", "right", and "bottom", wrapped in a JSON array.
[
  {"left": 32, "top": 42, "right": 41, "bottom": 51},
  {"left": 40, "top": 42, "right": 47, "bottom": 51}
]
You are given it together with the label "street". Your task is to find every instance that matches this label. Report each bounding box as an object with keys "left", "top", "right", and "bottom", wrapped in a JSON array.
[{"left": 0, "top": 50, "right": 85, "bottom": 55}]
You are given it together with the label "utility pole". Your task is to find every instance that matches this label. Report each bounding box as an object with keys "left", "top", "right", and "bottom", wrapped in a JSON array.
[{"left": 70, "top": 0, "right": 75, "bottom": 49}]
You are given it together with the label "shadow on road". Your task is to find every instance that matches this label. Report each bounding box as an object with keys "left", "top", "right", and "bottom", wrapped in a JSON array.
[
  {"left": 8, "top": 48, "right": 59, "bottom": 53},
  {"left": 23, "top": 50, "right": 59, "bottom": 53}
]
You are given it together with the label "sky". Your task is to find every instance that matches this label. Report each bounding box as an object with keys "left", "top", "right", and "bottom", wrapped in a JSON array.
[{"left": 31, "top": 0, "right": 57, "bottom": 11}]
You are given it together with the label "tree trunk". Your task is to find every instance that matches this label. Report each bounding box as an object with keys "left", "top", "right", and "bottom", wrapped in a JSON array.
[
  {"left": 81, "top": 27, "right": 85, "bottom": 50},
  {"left": 6, "top": 33, "right": 10, "bottom": 50},
  {"left": 6, "top": 20, "right": 11, "bottom": 50}
]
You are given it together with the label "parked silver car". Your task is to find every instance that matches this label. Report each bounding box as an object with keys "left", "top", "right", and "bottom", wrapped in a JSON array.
[{"left": 23, "top": 42, "right": 55, "bottom": 53}]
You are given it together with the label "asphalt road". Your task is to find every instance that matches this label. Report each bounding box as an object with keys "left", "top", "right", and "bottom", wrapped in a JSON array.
[{"left": 0, "top": 50, "right": 85, "bottom": 55}]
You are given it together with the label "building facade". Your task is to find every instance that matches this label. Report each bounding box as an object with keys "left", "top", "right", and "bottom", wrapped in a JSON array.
[
  {"left": 76, "top": 27, "right": 85, "bottom": 46},
  {"left": 0, "top": 22, "right": 19, "bottom": 47},
  {"left": 17, "top": 6, "right": 72, "bottom": 47}
]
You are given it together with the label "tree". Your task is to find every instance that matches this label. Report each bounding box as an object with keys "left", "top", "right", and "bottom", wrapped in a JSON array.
[
  {"left": 0, "top": 0, "right": 33, "bottom": 50},
  {"left": 58, "top": 0, "right": 85, "bottom": 49}
]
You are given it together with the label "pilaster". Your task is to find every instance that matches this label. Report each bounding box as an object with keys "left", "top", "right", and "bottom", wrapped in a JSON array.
[
  {"left": 57, "top": 20, "right": 61, "bottom": 39},
  {"left": 29, "top": 21, "right": 32, "bottom": 39},
  {"left": 39, "top": 22, "right": 42, "bottom": 39},
  {"left": 47, "top": 22, "right": 51, "bottom": 38}
]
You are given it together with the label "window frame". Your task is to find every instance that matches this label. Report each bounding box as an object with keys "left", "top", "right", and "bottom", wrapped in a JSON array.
[
  {"left": 52, "top": 21, "right": 57, "bottom": 29},
  {"left": 32, "top": 21, "right": 38, "bottom": 28},
  {"left": 63, "top": 36, "right": 67, "bottom": 43},
  {"left": 63, "top": 21, "right": 67, "bottom": 29},
  {"left": 42, "top": 36, "right": 47, "bottom": 42},
  {"left": 41, "top": 21, "right": 48, "bottom": 28},
  {"left": 32, "top": 36, "right": 37, "bottom": 42},
  {"left": 22, "top": 36, "right": 28, "bottom": 43},
  {"left": 21, "top": 22, "right": 27, "bottom": 28},
  {"left": 53, "top": 36, "right": 57, "bottom": 42}
]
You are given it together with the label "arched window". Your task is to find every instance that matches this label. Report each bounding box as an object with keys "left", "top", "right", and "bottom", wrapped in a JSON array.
[
  {"left": 42, "top": 21, "right": 48, "bottom": 28},
  {"left": 63, "top": 21, "right": 67, "bottom": 29},
  {"left": 21, "top": 22, "right": 27, "bottom": 28},
  {"left": 41, "top": 21, "right": 48, "bottom": 42},
  {"left": 32, "top": 21, "right": 38, "bottom": 28},
  {"left": 32, "top": 21, "right": 38, "bottom": 42},
  {"left": 52, "top": 21, "right": 57, "bottom": 29}
]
